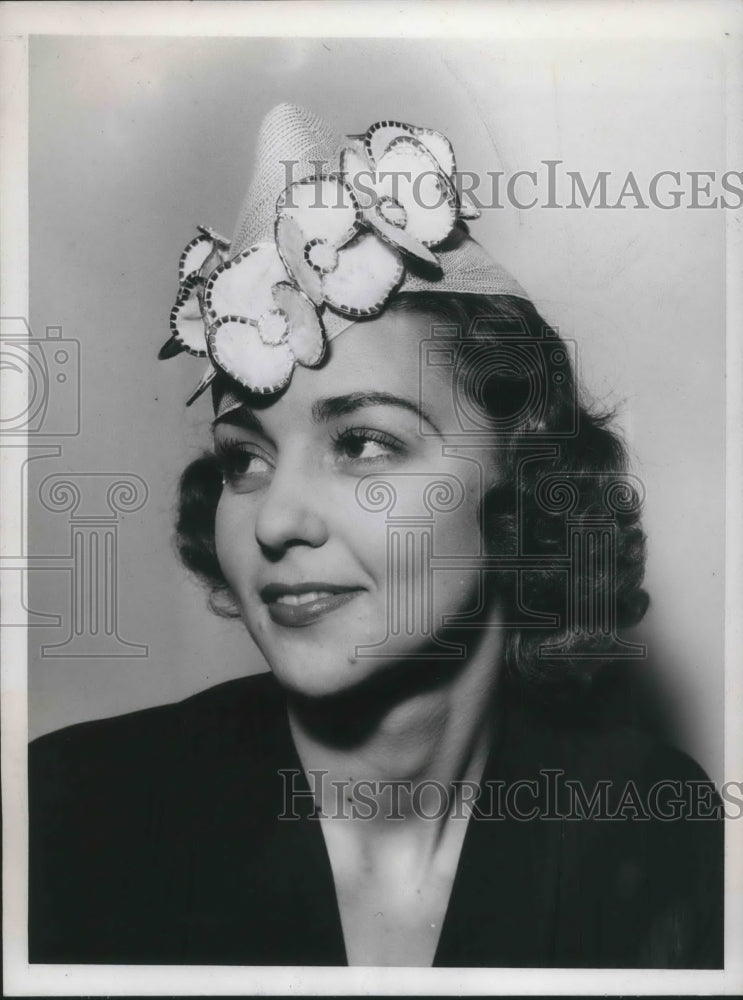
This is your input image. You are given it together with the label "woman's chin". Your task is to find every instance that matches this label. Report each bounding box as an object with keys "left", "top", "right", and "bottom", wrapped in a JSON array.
[
  {"left": 264, "top": 653, "right": 375, "bottom": 701},
  {"left": 258, "top": 634, "right": 419, "bottom": 701},
  {"left": 244, "top": 602, "right": 462, "bottom": 701},
  {"left": 243, "top": 600, "right": 402, "bottom": 698}
]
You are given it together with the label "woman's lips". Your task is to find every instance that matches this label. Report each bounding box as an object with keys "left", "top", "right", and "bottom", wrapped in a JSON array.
[{"left": 261, "top": 584, "right": 364, "bottom": 628}]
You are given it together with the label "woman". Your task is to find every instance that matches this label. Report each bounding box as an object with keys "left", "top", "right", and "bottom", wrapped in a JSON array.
[{"left": 29, "top": 104, "right": 723, "bottom": 968}]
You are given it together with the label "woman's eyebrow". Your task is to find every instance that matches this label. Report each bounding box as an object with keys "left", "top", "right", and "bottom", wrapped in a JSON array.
[
  {"left": 211, "top": 409, "right": 265, "bottom": 436},
  {"left": 311, "top": 392, "right": 443, "bottom": 436}
]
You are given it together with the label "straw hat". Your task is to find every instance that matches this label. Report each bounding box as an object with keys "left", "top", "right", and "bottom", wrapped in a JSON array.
[{"left": 159, "top": 103, "right": 527, "bottom": 413}]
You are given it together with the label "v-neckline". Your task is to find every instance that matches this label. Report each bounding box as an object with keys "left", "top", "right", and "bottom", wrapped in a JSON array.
[{"left": 273, "top": 694, "right": 528, "bottom": 968}]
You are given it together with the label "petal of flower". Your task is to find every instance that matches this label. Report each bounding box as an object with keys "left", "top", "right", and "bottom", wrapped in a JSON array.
[
  {"left": 365, "top": 120, "right": 417, "bottom": 168},
  {"left": 276, "top": 175, "right": 361, "bottom": 248},
  {"left": 275, "top": 215, "right": 324, "bottom": 305},
  {"left": 203, "top": 243, "right": 288, "bottom": 322},
  {"left": 208, "top": 316, "right": 295, "bottom": 394},
  {"left": 321, "top": 232, "right": 403, "bottom": 318},
  {"left": 272, "top": 281, "right": 325, "bottom": 367},
  {"left": 376, "top": 137, "right": 457, "bottom": 247},
  {"left": 341, "top": 141, "right": 439, "bottom": 266},
  {"left": 305, "top": 240, "right": 339, "bottom": 273},
  {"left": 366, "top": 121, "right": 456, "bottom": 178},
  {"left": 257, "top": 308, "right": 289, "bottom": 346},
  {"left": 409, "top": 127, "right": 455, "bottom": 178},
  {"left": 168, "top": 274, "right": 208, "bottom": 356},
  {"left": 179, "top": 234, "right": 214, "bottom": 284},
  {"left": 366, "top": 212, "right": 440, "bottom": 268}
]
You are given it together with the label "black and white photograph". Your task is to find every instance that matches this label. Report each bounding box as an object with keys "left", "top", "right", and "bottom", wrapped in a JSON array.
[{"left": 1, "top": 1, "right": 741, "bottom": 995}]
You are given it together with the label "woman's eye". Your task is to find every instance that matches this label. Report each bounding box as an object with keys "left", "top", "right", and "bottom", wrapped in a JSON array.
[
  {"left": 333, "top": 428, "right": 405, "bottom": 467},
  {"left": 216, "top": 445, "right": 273, "bottom": 491}
]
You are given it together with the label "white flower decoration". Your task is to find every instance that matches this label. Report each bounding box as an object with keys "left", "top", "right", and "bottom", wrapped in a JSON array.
[
  {"left": 275, "top": 174, "right": 403, "bottom": 318},
  {"left": 160, "top": 120, "right": 484, "bottom": 404},
  {"left": 340, "top": 121, "right": 475, "bottom": 269},
  {"left": 202, "top": 244, "right": 325, "bottom": 394},
  {"left": 161, "top": 226, "right": 230, "bottom": 360}
]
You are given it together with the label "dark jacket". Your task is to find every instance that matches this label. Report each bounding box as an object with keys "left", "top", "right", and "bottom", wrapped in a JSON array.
[{"left": 29, "top": 672, "right": 723, "bottom": 967}]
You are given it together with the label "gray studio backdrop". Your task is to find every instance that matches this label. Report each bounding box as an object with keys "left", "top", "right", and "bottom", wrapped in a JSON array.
[{"left": 27, "top": 35, "right": 725, "bottom": 782}]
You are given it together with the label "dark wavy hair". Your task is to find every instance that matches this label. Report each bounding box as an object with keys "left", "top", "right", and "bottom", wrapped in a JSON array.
[{"left": 176, "top": 292, "right": 649, "bottom": 704}]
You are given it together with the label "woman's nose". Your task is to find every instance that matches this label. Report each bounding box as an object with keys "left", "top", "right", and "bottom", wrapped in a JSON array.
[{"left": 253, "top": 462, "right": 329, "bottom": 555}]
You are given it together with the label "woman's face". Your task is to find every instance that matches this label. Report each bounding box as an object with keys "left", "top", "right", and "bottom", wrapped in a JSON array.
[{"left": 214, "top": 308, "right": 497, "bottom": 698}]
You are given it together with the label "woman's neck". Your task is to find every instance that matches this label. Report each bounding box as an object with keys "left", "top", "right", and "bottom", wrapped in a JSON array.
[
  {"left": 285, "top": 629, "right": 504, "bottom": 966},
  {"left": 286, "top": 627, "right": 503, "bottom": 828}
]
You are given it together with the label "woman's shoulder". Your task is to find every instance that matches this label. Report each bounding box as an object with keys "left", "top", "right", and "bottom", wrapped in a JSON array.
[
  {"left": 494, "top": 699, "right": 723, "bottom": 834},
  {"left": 502, "top": 697, "right": 717, "bottom": 790},
  {"left": 563, "top": 720, "right": 714, "bottom": 786},
  {"left": 29, "top": 671, "right": 288, "bottom": 795},
  {"left": 32, "top": 670, "right": 282, "bottom": 742},
  {"left": 487, "top": 703, "right": 724, "bottom": 967},
  {"left": 28, "top": 672, "right": 293, "bottom": 963}
]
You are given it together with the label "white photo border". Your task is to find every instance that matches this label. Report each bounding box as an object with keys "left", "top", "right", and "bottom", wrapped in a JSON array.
[{"left": 2, "top": 1, "right": 742, "bottom": 995}]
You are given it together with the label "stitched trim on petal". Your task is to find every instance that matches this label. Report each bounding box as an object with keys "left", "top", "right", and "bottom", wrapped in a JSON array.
[
  {"left": 275, "top": 215, "right": 324, "bottom": 305},
  {"left": 257, "top": 308, "right": 289, "bottom": 346},
  {"left": 366, "top": 121, "right": 456, "bottom": 178},
  {"left": 208, "top": 315, "right": 295, "bottom": 394},
  {"left": 409, "top": 127, "right": 456, "bottom": 177},
  {"left": 377, "top": 136, "right": 457, "bottom": 247},
  {"left": 203, "top": 243, "right": 288, "bottom": 322},
  {"left": 179, "top": 235, "right": 213, "bottom": 284},
  {"left": 276, "top": 174, "right": 361, "bottom": 249},
  {"left": 365, "top": 120, "right": 417, "bottom": 168},
  {"left": 169, "top": 274, "right": 208, "bottom": 356}
]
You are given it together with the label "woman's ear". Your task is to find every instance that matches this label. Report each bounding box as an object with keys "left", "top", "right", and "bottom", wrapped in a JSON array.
[{"left": 208, "top": 585, "right": 243, "bottom": 620}]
